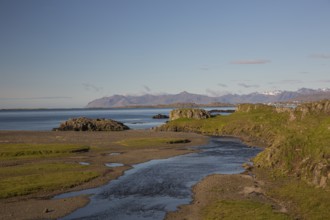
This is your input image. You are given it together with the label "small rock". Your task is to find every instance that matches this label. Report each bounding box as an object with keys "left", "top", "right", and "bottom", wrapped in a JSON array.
[
  {"left": 242, "top": 163, "right": 253, "bottom": 171},
  {"left": 152, "top": 114, "right": 169, "bottom": 119}
]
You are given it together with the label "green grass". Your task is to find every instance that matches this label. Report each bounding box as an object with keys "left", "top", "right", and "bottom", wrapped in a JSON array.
[
  {"left": 157, "top": 102, "right": 330, "bottom": 219},
  {"left": 268, "top": 176, "right": 330, "bottom": 220},
  {"left": 0, "top": 144, "right": 97, "bottom": 198},
  {"left": 116, "top": 137, "right": 191, "bottom": 147},
  {"left": 159, "top": 103, "right": 329, "bottom": 187},
  {"left": 0, "top": 143, "right": 90, "bottom": 160},
  {"left": 0, "top": 163, "right": 99, "bottom": 199},
  {"left": 202, "top": 200, "right": 291, "bottom": 220}
]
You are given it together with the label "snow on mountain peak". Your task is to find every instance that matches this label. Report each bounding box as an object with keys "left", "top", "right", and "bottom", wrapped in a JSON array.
[
  {"left": 320, "top": 88, "right": 330, "bottom": 92},
  {"left": 259, "top": 90, "right": 283, "bottom": 96}
]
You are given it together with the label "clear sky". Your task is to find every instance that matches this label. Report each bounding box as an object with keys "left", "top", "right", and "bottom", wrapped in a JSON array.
[{"left": 1, "top": 0, "right": 330, "bottom": 108}]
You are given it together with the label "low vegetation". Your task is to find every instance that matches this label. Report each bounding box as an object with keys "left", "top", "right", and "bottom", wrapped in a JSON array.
[
  {"left": 202, "top": 200, "right": 291, "bottom": 220},
  {"left": 267, "top": 176, "right": 330, "bottom": 220},
  {"left": 0, "top": 163, "right": 99, "bottom": 199},
  {"left": 0, "top": 143, "right": 90, "bottom": 160},
  {"left": 0, "top": 131, "right": 203, "bottom": 202},
  {"left": 158, "top": 100, "right": 330, "bottom": 219},
  {"left": 158, "top": 101, "right": 330, "bottom": 188},
  {"left": 0, "top": 143, "right": 100, "bottom": 199}
]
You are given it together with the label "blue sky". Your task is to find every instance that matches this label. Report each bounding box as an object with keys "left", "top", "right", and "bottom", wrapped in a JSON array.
[{"left": 1, "top": 0, "right": 330, "bottom": 108}]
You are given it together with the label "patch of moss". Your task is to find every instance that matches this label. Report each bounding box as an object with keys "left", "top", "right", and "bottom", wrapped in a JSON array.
[{"left": 0, "top": 163, "right": 99, "bottom": 199}]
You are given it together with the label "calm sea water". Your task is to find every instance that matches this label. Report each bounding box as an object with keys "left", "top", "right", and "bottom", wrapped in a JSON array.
[{"left": 0, "top": 107, "right": 234, "bottom": 131}]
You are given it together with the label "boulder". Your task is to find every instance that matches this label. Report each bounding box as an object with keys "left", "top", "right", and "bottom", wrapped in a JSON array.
[
  {"left": 53, "top": 117, "right": 129, "bottom": 131},
  {"left": 152, "top": 114, "right": 169, "bottom": 119},
  {"left": 169, "top": 109, "right": 211, "bottom": 121}
]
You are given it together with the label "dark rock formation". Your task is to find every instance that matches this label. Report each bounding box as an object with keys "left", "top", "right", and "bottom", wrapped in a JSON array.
[
  {"left": 152, "top": 114, "right": 169, "bottom": 119},
  {"left": 170, "top": 109, "right": 211, "bottom": 121},
  {"left": 53, "top": 117, "right": 129, "bottom": 131}
]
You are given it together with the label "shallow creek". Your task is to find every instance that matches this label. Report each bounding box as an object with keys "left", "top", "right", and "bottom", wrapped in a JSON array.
[{"left": 56, "top": 137, "right": 261, "bottom": 220}]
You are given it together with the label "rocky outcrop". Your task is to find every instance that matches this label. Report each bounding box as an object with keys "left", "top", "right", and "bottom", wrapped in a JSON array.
[
  {"left": 152, "top": 114, "right": 169, "bottom": 119},
  {"left": 53, "top": 117, "right": 129, "bottom": 131},
  {"left": 295, "top": 100, "right": 330, "bottom": 117},
  {"left": 169, "top": 109, "right": 211, "bottom": 121},
  {"left": 238, "top": 100, "right": 330, "bottom": 117},
  {"left": 156, "top": 101, "right": 330, "bottom": 188},
  {"left": 236, "top": 104, "right": 275, "bottom": 113}
]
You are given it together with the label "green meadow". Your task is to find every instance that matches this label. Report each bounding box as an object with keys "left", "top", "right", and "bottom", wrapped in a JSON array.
[
  {"left": 0, "top": 143, "right": 99, "bottom": 199},
  {"left": 0, "top": 163, "right": 98, "bottom": 199},
  {"left": 0, "top": 143, "right": 90, "bottom": 160}
]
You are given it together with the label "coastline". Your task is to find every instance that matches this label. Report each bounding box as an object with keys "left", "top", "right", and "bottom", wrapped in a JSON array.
[
  {"left": 3, "top": 128, "right": 327, "bottom": 219},
  {"left": 0, "top": 130, "right": 208, "bottom": 220}
]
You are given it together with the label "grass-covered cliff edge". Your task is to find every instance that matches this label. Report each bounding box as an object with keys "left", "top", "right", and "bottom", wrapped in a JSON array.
[
  {"left": 157, "top": 100, "right": 330, "bottom": 189},
  {"left": 160, "top": 101, "right": 330, "bottom": 219}
]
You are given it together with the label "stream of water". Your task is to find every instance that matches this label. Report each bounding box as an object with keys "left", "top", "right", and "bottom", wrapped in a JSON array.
[{"left": 56, "top": 137, "right": 261, "bottom": 220}]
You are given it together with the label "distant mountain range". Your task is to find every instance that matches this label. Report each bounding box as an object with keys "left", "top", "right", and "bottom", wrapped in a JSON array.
[{"left": 86, "top": 88, "right": 330, "bottom": 108}]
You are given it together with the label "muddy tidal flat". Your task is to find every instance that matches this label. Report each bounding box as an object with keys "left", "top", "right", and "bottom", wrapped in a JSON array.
[{"left": 0, "top": 130, "right": 207, "bottom": 220}]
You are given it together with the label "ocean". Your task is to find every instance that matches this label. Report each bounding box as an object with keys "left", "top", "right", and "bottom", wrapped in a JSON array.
[{"left": 0, "top": 107, "right": 235, "bottom": 131}]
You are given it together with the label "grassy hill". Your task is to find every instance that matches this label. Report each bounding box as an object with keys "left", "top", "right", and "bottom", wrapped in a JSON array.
[{"left": 157, "top": 100, "right": 330, "bottom": 188}]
